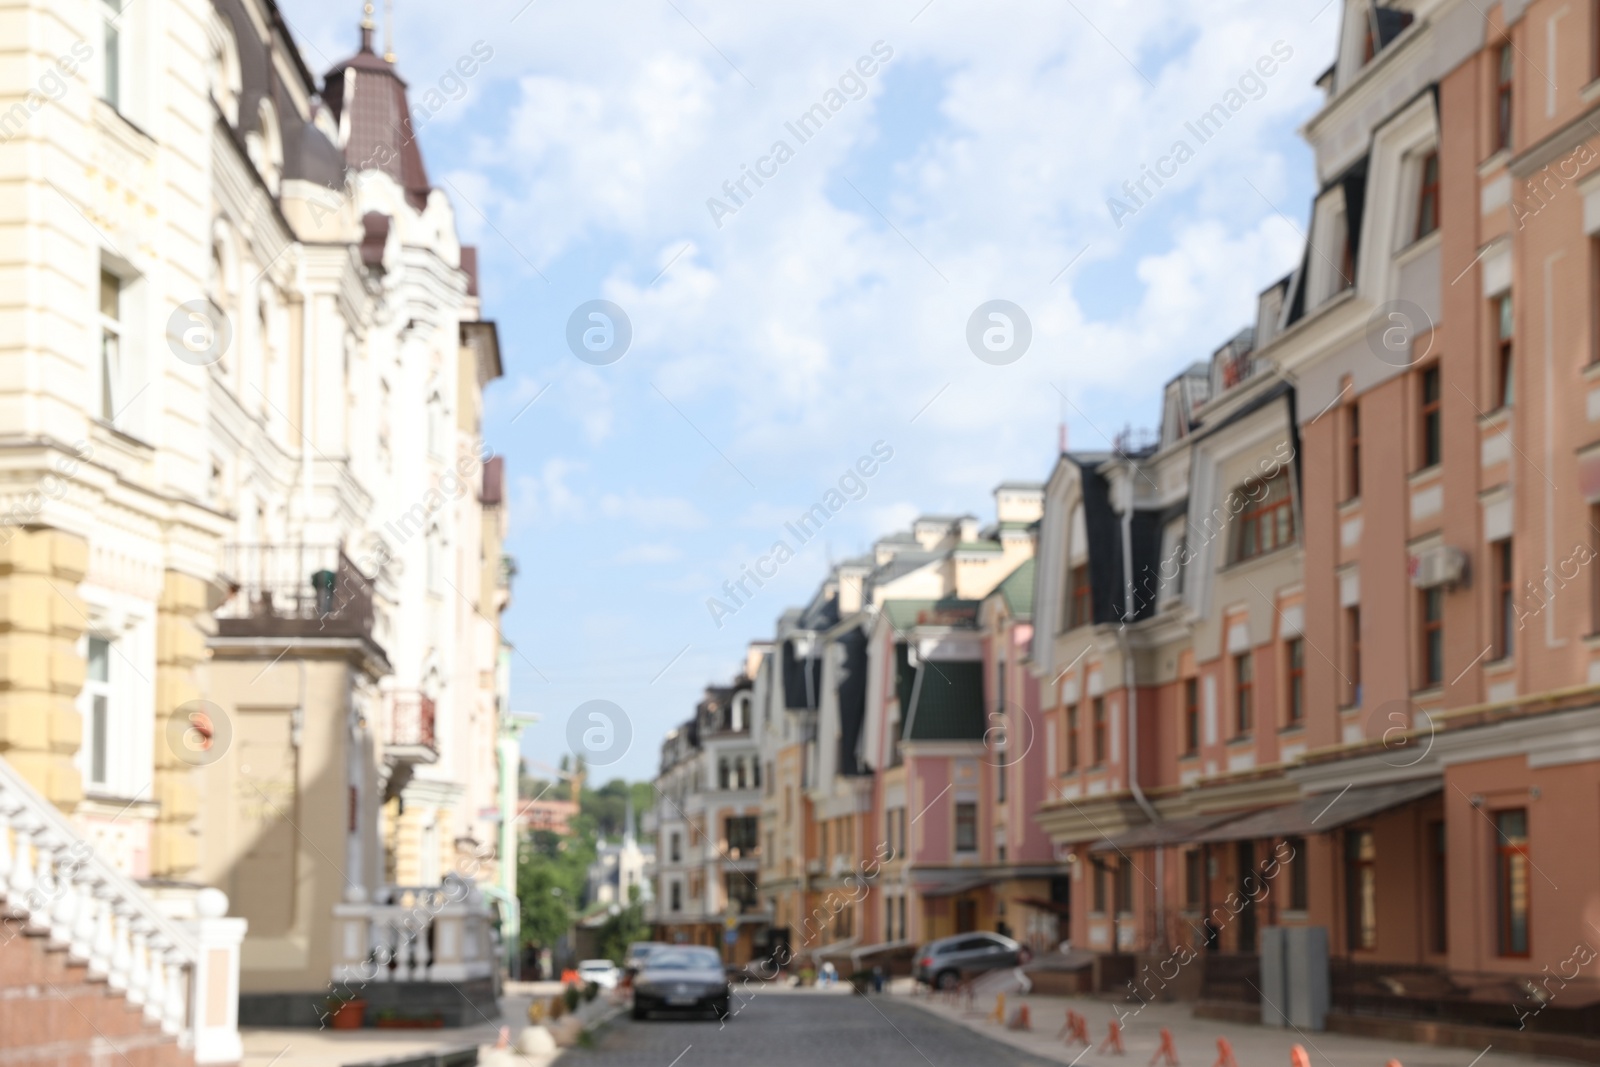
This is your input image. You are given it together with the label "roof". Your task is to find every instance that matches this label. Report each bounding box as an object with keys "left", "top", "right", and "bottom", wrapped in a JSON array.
[
  {"left": 994, "top": 558, "right": 1036, "bottom": 619},
  {"left": 904, "top": 660, "right": 984, "bottom": 741},
  {"left": 882, "top": 598, "right": 979, "bottom": 633},
  {"left": 323, "top": 24, "right": 432, "bottom": 211}
]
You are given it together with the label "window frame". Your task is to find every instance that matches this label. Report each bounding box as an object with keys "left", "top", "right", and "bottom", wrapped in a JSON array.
[
  {"left": 1068, "top": 563, "right": 1092, "bottom": 629},
  {"left": 1091, "top": 696, "right": 1106, "bottom": 766},
  {"left": 83, "top": 635, "right": 114, "bottom": 789},
  {"left": 1232, "top": 470, "right": 1296, "bottom": 563},
  {"left": 1345, "top": 828, "right": 1377, "bottom": 951},
  {"left": 1493, "top": 538, "right": 1514, "bottom": 661},
  {"left": 1183, "top": 678, "right": 1200, "bottom": 754},
  {"left": 1496, "top": 41, "right": 1514, "bottom": 153},
  {"left": 1234, "top": 652, "right": 1254, "bottom": 736},
  {"left": 1286, "top": 638, "right": 1305, "bottom": 726},
  {"left": 953, "top": 801, "right": 978, "bottom": 854},
  {"left": 1419, "top": 365, "right": 1442, "bottom": 470},
  {"left": 1429, "top": 819, "right": 1448, "bottom": 954},
  {"left": 1066, "top": 703, "right": 1080, "bottom": 770},
  {"left": 1414, "top": 150, "right": 1440, "bottom": 240},
  {"left": 1494, "top": 293, "right": 1514, "bottom": 410},
  {"left": 1346, "top": 403, "right": 1361, "bottom": 501},
  {"left": 99, "top": 269, "right": 124, "bottom": 424},
  {"left": 1495, "top": 809, "right": 1531, "bottom": 957},
  {"left": 1420, "top": 586, "right": 1444, "bottom": 689}
]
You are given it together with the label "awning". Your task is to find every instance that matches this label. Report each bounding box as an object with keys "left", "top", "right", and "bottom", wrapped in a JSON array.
[
  {"left": 1088, "top": 811, "right": 1258, "bottom": 853},
  {"left": 1191, "top": 778, "right": 1442, "bottom": 843},
  {"left": 1013, "top": 896, "right": 1071, "bottom": 916},
  {"left": 849, "top": 939, "right": 915, "bottom": 965},
  {"left": 918, "top": 874, "right": 996, "bottom": 897}
]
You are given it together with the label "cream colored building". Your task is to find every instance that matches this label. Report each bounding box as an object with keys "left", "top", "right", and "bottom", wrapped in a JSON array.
[{"left": 0, "top": 0, "right": 513, "bottom": 1042}]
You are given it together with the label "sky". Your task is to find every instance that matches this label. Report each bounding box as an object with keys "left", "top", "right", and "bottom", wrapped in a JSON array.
[{"left": 274, "top": 0, "right": 1341, "bottom": 784}]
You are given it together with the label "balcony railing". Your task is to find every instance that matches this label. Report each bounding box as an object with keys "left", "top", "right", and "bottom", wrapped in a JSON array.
[
  {"left": 217, "top": 544, "right": 376, "bottom": 644},
  {"left": 388, "top": 690, "right": 437, "bottom": 753},
  {"left": 331, "top": 878, "right": 496, "bottom": 985}
]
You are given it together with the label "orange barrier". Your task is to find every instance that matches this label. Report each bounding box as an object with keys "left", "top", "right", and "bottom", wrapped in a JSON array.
[
  {"left": 1290, "top": 1045, "right": 1311, "bottom": 1067},
  {"left": 1149, "top": 1026, "right": 1180, "bottom": 1067},
  {"left": 1008, "top": 1004, "right": 1032, "bottom": 1031},
  {"left": 990, "top": 993, "right": 1007, "bottom": 1024},
  {"left": 1060, "top": 1010, "right": 1092, "bottom": 1047},
  {"left": 1212, "top": 1037, "right": 1239, "bottom": 1067},
  {"left": 1099, "top": 1019, "right": 1127, "bottom": 1055}
]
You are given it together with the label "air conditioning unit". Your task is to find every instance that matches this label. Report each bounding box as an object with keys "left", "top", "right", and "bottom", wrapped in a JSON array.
[{"left": 1409, "top": 545, "right": 1469, "bottom": 590}]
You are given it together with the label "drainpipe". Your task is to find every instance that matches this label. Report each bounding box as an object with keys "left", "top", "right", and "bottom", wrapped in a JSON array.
[{"left": 1117, "top": 467, "right": 1164, "bottom": 952}]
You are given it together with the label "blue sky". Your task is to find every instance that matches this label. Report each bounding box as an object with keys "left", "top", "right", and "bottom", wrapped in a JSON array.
[{"left": 277, "top": 0, "right": 1340, "bottom": 784}]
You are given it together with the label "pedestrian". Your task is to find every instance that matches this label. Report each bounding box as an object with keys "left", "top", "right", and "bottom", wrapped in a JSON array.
[
  {"left": 821, "top": 960, "right": 837, "bottom": 988},
  {"left": 872, "top": 965, "right": 885, "bottom": 994}
]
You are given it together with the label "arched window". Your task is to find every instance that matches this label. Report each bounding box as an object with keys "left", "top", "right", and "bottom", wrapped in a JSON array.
[
  {"left": 250, "top": 98, "right": 283, "bottom": 195},
  {"left": 207, "top": 13, "right": 242, "bottom": 126}
]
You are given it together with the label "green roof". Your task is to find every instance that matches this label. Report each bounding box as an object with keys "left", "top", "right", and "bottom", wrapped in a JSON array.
[
  {"left": 882, "top": 598, "right": 980, "bottom": 633},
  {"left": 995, "top": 557, "right": 1036, "bottom": 619},
  {"left": 954, "top": 540, "right": 1003, "bottom": 553},
  {"left": 905, "top": 661, "right": 985, "bottom": 741}
]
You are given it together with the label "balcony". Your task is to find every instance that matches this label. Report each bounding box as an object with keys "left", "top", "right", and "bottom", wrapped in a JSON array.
[
  {"left": 217, "top": 544, "right": 378, "bottom": 646},
  {"left": 382, "top": 689, "right": 438, "bottom": 800}
]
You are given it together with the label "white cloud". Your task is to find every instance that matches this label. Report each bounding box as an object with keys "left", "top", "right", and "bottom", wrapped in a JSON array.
[{"left": 615, "top": 543, "right": 685, "bottom": 565}]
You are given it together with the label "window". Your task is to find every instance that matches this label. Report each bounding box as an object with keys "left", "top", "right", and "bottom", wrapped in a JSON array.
[
  {"left": 764, "top": 761, "right": 773, "bottom": 795},
  {"left": 1415, "top": 150, "right": 1440, "bottom": 239},
  {"left": 1345, "top": 829, "right": 1377, "bottom": 950},
  {"left": 1346, "top": 404, "right": 1361, "bottom": 501},
  {"left": 1286, "top": 639, "right": 1305, "bottom": 725},
  {"left": 1091, "top": 697, "right": 1106, "bottom": 765},
  {"left": 1092, "top": 859, "right": 1107, "bottom": 913},
  {"left": 996, "top": 757, "right": 1007, "bottom": 803},
  {"left": 725, "top": 815, "right": 758, "bottom": 856},
  {"left": 670, "top": 832, "right": 681, "bottom": 863},
  {"left": 1420, "top": 587, "right": 1444, "bottom": 688},
  {"left": 84, "top": 636, "right": 112, "bottom": 787},
  {"left": 1496, "top": 809, "right": 1531, "bottom": 956},
  {"left": 1066, "top": 704, "right": 1079, "bottom": 770},
  {"left": 1592, "top": 504, "right": 1600, "bottom": 634},
  {"left": 954, "top": 802, "right": 978, "bottom": 853},
  {"left": 886, "top": 896, "right": 895, "bottom": 940},
  {"left": 1494, "top": 294, "right": 1514, "bottom": 409},
  {"left": 1429, "top": 820, "right": 1448, "bottom": 954},
  {"left": 1233, "top": 471, "right": 1295, "bottom": 562},
  {"left": 897, "top": 896, "right": 906, "bottom": 940},
  {"left": 1286, "top": 836, "right": 1308, "bottom": 910},
  {"left": 1494, "top": 539, "right": 1514, "bottom": 660},
  {"left": 1069, "top": 564, "right": 1092, "bottom": 628},
  {"left": 1496, "top": 42, "right": 1514, "bottom": 152},
  {"left": 1234, "top": 653, "right": 1253, "bottom": 735},
  {"left": 726, "top": 871, "right": 758, "bottom": 914},
  {"left": 99, "top": 270, "right": 123, "bottom": 423},
  {"left": 1419, "top": 366, "right": 1441, "bottom": 469},
  {"left": 1184, "top": 850, "right": 1202, "bottom": 907},
  {"left": 1345, "top": 605, "right": 1362, "bottom": 706},
  {"left": 670, "top": 881, "right": 682, "bottom": 912},
  {"left": 1116, "top": 860, "right": 1133, "bottom": 914},
  {"left": 1336, "top": 210, "right": 1355, "bottom": 292},
  {"left": 101, "top": 0, "right": 122, "bottom": 109},
  {"left": 1183, "top": 679, "right": 1200, "bottom": 754}
]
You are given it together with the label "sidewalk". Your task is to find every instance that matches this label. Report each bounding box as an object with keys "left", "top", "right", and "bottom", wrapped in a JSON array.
[
  {"left": 238, "top": 981, "right": 588, "bottom": 1067},
  {"left": 891, "top": 985, "right": 1572, "bottom": 1067}
]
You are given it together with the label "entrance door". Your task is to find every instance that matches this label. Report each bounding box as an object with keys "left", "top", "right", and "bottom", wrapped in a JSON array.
[
  {"left": 1236, "top": 841, "right": 1258, "bottom": 953},
  {"left": 954, "top": 899, "right": 977, "bottom": 933}
]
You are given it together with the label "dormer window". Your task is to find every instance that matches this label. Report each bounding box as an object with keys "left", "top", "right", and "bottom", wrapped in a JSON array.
[
  {"left": 1232, "top": 470, "right": 1295, "bottom": 562},
  {"left": 1068, "top": 564, "right": 1092, "bottom": 628}
]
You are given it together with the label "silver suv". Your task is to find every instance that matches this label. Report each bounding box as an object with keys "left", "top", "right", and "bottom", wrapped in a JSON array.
[{"left": 913, "top": 932, "right": 1026, "bottom": 989}]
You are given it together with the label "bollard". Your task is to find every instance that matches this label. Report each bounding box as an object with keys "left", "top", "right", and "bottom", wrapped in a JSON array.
[
  {"left": 1149, "top": 1026, "right": 1180, "bottom": 1067},
  {"left": 991, "top": 993, "right": 1007, "bottom": 1024},
  {"left": 1100, "top": 1018, "right": 1127, "bottom": 1055},
  {"left": 1212, "top": 1037, "right": 1239, "bottom": 1067},
  {"left": 1009, "top": 1004, "right": 1033, "bottom": 1031},
  {"left": 1290, "top": 1046, "right": 1311, "bottom": 1067}
]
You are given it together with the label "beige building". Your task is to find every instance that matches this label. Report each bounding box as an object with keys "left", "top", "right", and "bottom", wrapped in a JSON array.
[{"left": 0, "top": 0, "right": 514, "bottom": 1050}]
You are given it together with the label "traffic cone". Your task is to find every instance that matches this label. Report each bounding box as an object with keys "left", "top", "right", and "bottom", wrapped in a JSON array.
[
  {"left": 1149, "top": 1026, "right": 1180, "bottom": 1067},
  {"left": 1057, "top": 1008, "right": 1075, "bottom": 1041},
  {"left": 1009, "top": 1004, "right": 1032, "bottom": 1031},
  {"left": 991, "top": 993, "right": 1007, "bottom": 1024},
  {"left": 1212, "top": 1037, "right": 1239, "bottom": 1067},
  {"left": 1100, "top": 1018, "right": 1127, "bottom": 1054},
  {"left": 1073, "top": 1011, "right": 1093, "bottom": 1047},
  {"left": 1290, "top": 1045, "right": 1311, "bottom": 1067}
]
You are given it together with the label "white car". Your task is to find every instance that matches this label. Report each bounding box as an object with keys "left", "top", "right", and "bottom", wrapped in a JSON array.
[{"left": 577, "top": 959, "right": 621, "bottom": 990}]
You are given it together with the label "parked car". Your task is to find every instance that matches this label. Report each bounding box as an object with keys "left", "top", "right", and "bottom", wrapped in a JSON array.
[
  {"left": 631, "top": 946, "right": 731, "bottom": 1020},
  {"left": 577, "top": 959, "right": 620, "bottom": 990},
  {"left": 623, "top": 940, "right": 671, "bottom": 982},
  {"left": 913, "top": 932, "right": 1027, "bottom": 990}
]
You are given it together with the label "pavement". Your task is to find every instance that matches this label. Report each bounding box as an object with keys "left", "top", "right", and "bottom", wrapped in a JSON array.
[
  {"left": 888, "top": 981, "right": 1576, "bottom": 1067},
  {"left": 238, "top": 981, "right": 580, "bottom": 1067}
]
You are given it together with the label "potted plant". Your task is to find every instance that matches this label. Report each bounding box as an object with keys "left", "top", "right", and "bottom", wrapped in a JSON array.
[{"left": 326, "top": 995, "right": 367, "bottom": 1030}]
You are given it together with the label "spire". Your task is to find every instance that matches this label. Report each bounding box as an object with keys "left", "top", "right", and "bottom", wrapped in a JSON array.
[
  {"left": 623, "top": 791, "right": 635, "bottom": 848},
  {"left": 383, "top": 0, "right": 396, "bottom": 64},
  {"left": 359, "top": 2, "right": 375, "bottom": 53}
]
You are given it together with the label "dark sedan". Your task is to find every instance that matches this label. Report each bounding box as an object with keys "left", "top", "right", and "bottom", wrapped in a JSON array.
[{"left": 631, "top": 946, "right": 732, "bottom": 1020}]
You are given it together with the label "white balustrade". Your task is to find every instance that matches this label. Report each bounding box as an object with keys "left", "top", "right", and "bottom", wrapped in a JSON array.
[
  {"left": 0, "top": 755, "right": 244, "bottom": 1063},
  {"left": 331, "top": 875, "right": 498, "bottom": 985}
]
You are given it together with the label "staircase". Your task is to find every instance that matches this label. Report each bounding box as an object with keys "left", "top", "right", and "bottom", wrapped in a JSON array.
[{"left": 0, "top": 755, "right": 243, "bottom": 1065}]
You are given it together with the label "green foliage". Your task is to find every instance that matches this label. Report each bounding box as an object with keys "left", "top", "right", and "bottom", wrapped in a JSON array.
[
  {"left": 595, "top": 901, "right": 650, "bottom": 964},
  {"left": 563, "top": 984, "right": 581, "bottom": 1012}
]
